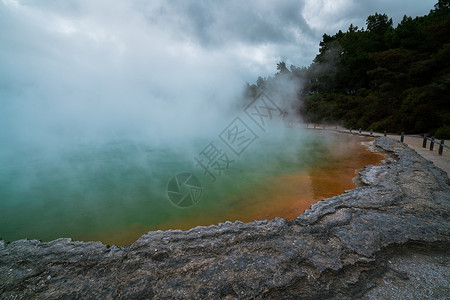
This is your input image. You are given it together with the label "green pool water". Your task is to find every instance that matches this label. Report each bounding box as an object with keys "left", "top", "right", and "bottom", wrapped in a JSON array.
[{"left": 0, "top": 128, "right": 357, "bottom": 245}]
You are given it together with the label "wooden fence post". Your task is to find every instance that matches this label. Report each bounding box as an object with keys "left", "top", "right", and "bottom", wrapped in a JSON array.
[
  {"left": 430, "top": 137, "right": 435, "bottom": 151},
  {"left": 401, "top": 132, "right": 405, "bottom": 143},
  {"left": 439, "top": 139, "right": 444, "bottom": 155},
  {"left": 423, "top": 134, "right": 427, "bottom": 148}
]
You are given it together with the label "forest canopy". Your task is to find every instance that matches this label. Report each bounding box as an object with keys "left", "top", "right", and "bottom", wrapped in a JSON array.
[{"left": 246, "top": 0, "right": 450, "bottom": 139}]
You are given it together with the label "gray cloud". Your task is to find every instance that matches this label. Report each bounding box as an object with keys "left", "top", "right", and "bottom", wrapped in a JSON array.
[
  {"left": 170, "top": 0, "right": 313, "bottom": 45},
  {"left": 303, "top": 0, "right": 436, "bottom": 36}
]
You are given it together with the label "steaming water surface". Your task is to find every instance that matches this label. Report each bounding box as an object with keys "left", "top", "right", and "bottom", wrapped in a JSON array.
[{"left": 0, "top": 129, "right": 383, "bottom": 245}]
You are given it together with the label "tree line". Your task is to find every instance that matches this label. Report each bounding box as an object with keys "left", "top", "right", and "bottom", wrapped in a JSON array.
[{"left": 245, "top": 0, "right": 450, "bottom": 138}]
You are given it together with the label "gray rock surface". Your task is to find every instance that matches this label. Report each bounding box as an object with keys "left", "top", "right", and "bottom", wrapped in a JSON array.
[{"left": 1, "top": 137, "right": 449, "bottom": 299}]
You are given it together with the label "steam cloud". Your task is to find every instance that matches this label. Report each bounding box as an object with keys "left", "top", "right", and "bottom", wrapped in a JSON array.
[
  {"left": 0, "top": 0, "right": 435, "bottom": 158},
  {"left": 0, "top": 0, "right": 308, "bottom": 156}
]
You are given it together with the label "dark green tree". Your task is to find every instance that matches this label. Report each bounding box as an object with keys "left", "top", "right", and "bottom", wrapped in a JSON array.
[
  {"left": 244, "top": 1, "right": 450, "bottom": 137},
  {"left": 366, "top": 13, "right": 393, "bottom": 35},
  {"left": 276, "top": 61, "right": 289, "bottom": 73}
]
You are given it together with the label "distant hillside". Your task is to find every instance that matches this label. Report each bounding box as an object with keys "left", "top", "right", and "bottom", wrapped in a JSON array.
[{"left": 246, "top": 0, "right": 450, "bottom": 138}]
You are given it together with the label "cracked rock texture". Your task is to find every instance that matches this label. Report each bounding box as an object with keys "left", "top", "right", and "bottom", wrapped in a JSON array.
[{"left": 1, "top": 137, "right": 449, "bottom": 299}]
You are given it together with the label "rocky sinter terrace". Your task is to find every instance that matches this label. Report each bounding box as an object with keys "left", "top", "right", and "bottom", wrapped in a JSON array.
[{"left": 1, "top": 137, "right": 449, "bottom": 299}]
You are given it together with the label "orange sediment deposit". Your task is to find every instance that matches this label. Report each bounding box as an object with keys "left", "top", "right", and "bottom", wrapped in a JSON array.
[
  {"left": 76, "top": 222, "right": 149, "bottom": 246},
  {"left": 222, "top": 137, "right": 385, "bottom": 223},
  {"left": 151, "top": 136, "right": 384, "bottom": 235}
]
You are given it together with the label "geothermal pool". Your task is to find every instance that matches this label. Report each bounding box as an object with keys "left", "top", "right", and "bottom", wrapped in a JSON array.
[{"left": 0, "top": 129, "right": 383, "bottom": 245}]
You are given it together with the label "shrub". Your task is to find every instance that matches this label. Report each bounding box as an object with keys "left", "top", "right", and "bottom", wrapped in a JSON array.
[{"left": 434, "top": 125, "right": 450, "bottom": 139}]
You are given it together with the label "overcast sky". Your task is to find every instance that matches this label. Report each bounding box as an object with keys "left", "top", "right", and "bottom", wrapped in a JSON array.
[
  {"left": 0, "top": 0, "right": 438, "bottom": 151},
  {"left": 1, "top": 0, "right": 437, "bottom": 80}
]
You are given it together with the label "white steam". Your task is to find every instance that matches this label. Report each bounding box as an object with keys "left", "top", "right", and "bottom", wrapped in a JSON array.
[{"left": 0, "top": 1, "right": 261, "bottom": 160}]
